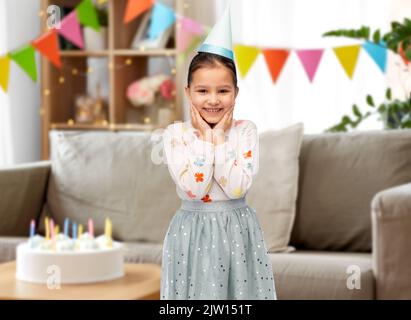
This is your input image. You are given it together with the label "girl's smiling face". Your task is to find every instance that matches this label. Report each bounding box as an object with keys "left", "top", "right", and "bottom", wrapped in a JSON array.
[{"left": 185, "top": 64, "right": 239, "bottom": 126}]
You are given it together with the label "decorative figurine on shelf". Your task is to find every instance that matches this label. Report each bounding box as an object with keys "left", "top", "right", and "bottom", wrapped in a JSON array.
[
  {"left": 75, "top": 83, "right": 108, "bottom": 125},
  {"left": 126, "top": 74, "right": 175, "bottom": 125}
]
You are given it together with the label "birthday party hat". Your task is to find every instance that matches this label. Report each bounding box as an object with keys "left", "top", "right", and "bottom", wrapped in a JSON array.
[{"left": 198, "top": 4, "right": 233, "bottom": 61}]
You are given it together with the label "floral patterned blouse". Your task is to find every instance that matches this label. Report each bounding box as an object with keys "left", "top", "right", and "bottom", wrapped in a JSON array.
[{"left": 163, "top": 119, "right": 259, "bottom": 203}]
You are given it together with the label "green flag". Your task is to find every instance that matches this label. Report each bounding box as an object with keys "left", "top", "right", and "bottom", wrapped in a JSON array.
[
  {"left": 76, "top": 0, "right": 100, "bottom": 31},
  {"left": 9, "top": 45, "right": 37, "bottom": 82}
]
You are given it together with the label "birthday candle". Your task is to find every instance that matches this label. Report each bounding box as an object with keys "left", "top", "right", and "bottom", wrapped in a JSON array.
[
  {"left": 30, "top": 219, "right": 35, "bottom": 238},
  {"left": 50, "top": 219, "right": 55, "bottom": 240},
  {"left": 45, "top": 217, "right": 50, "bottom": 240},
  {"left": 105, "top": 218, "right": 112, "bottom": 247},
  {"left": 64, "top": 218, "right": 69, "bottom": 237},
  {"left": 72, "top": 223, "right": 77, "bottom": 240},
  {"left": 88, "top": 218, "right": 94, "bottom": 238},
  {"left": 78, "top": 224, "right": 83, "bottom": 238},
  {"left": 54, "top": 225, "right": 59, "bottom": 236}
]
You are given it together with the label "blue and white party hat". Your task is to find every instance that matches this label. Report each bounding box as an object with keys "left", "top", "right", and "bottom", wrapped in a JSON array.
[{"left": 198, "top": 4, "right": 233, "bottom": 61}]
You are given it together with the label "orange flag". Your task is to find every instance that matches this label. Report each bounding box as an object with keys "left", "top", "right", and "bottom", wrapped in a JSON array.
[
  {"left": 262, "top": 49, "right": 290, "bottom": 83},
  {"left": 31, "top": 29, "right": 61, "bottom": 68},
  {"left": 398, "top": 44, "right": 410, "bottom": 66},
  {"left": 124, "top": 0, "right": 153, "bottom": 24}
]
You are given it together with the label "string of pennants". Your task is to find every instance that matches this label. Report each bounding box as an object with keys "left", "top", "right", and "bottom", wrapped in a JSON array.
[{"left": 1, "top": 0, "right": 409, "bottom": 93}]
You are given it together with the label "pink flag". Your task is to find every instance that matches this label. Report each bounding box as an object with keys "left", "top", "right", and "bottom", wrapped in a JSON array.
[
  {"left": 179, "top": 17, "right": 203, "bottom": 35},
  {"left": 177, "top": 16, "right": 204, "bottom": 52},
  {"left": 296, "top": 49, "right": 324, "bottom": 82},
  {"left": 58, "top": 10, "right": 84, "bottom": 49}
]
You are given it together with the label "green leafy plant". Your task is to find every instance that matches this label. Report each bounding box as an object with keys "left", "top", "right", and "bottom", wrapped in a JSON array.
[{"left": 322, "top": 18, "right": 411, "bottom": 132}]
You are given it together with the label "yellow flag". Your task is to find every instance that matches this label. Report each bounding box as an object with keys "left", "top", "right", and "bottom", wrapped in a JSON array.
[
  {"left": 333, "top": 45, "right": 361, "bottom": 79},
  {"left": 0, "top": 55, "right": 10, "bottom": 92},
  {"left": 234, "top": 45, "right": 260, "bottom": 78}
]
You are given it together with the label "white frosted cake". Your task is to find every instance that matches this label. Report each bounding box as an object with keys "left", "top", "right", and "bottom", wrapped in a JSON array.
[{"left": 16, "top": 218, "right": 124, "bottom": 284}]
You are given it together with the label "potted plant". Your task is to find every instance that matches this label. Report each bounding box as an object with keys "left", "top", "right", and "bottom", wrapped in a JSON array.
[{"left": 322, "top": 18, "right": 411, "bottom": 132}]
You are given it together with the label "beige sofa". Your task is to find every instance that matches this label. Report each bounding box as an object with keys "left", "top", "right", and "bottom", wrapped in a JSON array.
[{"left": 1, "top": 128, "right": 411, "bottom": 300}]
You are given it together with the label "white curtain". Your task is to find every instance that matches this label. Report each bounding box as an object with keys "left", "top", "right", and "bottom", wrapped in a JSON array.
[
  {"left": 0, "top": 1, "right": 13, "bottom": 166},
  {"left": 214, "top": 0, "right": 397, "bottom": 133}
]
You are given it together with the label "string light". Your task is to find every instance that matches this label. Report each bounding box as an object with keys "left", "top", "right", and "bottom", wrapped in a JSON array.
[
  {"left": 87, "top": 67, "right": 94, "bottom": 74},
  {"left": 44, "top": 89, "right": 50, "bottom": 96},
  {"left": 59, "top": 76, "right": 65, "bottom": 84},
  {"left": 38, "top": 11, "right": 45, "bottom": 17},
  {"left": 125, "top": 58, "right": 132, "bottom": 65},
  {"left": 72, "top": 68, "right": 78, "bottom": 75},
  {"left": 67, "top": 119, "right": 74, "bottom": 125}
]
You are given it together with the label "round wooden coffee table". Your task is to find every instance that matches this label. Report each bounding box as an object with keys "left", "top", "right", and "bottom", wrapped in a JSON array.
[{"left": 0, "top": 261, "right": 161, "bottom": 300}]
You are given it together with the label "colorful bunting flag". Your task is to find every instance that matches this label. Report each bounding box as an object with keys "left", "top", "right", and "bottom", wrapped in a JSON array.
[
  {"left": 177, "top": 17, "right": 204, "bottom": 52},
  {"left": 148, "top": 2, "right": 176, "bottom": 40},
  {"left": 234, "top": 45, "right": 261, "bottom": 78},
  {"left": 362, "top": 41, "right": 387, "bottom": 73},
  {"left": 76, "top": 0, "right": 100, "bottom": 31},
  {"left": 58, "top": 10, "right": 84, "bottom": 49},
  {"left": 9, "top": 45, "right": 37, "bottom": 82},
  {"left": 31, "top": 29, "right": 61, "bottom": 68},
  {"left": 262, "top": 49, "right": 290, "bottom": 83},
  {"left": 398, "top": 44, "right": 410, "bottom": 66},
  {"left": 124, "top": 0, "right": 153, "bottom": 24},
  {"left": 0, "top": 55, "right": 10, "bottom": 92},
  {"left": 296, "top": 49, "right": 324, "bottom": 82},
  {"left": 333, "top": 45, "right": 361, "bottom": 79}
]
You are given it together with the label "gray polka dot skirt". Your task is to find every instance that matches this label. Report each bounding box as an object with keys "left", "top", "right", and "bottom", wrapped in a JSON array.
[{"left": 160, "top": 197, "right": 277, "bottom": 300}]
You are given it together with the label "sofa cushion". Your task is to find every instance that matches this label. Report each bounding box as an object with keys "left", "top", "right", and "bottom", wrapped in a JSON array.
[
  {"left": 291, "top": 129, "right": 411, "bottom": 252},
  {"left": 46, "top": 130, "right": 180, "bottom": 243},
  {"left": 0, "top": 162, "right": 50, "bottom": 236},
  {"left": 247, "top": 123, "right": 304, "bottom": 253},
  {"left": 270, "top": 251, "right": 374, "bottom": 299}
]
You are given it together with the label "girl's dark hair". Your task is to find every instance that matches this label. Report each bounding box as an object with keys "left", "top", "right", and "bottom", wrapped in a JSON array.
[{"left": 187, "top": 52, "right": 238, "bottom": 88}]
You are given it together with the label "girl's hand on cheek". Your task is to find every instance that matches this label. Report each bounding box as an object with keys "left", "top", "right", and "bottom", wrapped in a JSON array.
[
  {"left": 190, "top": 104, "right": 213, "bottom": 143},
  {"left": 212, "top": 106, "right": 234, "bottom": 145}
]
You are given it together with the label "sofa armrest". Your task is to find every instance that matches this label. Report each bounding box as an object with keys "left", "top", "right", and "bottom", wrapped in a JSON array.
[
  {"left": 0, "top": 161, "right": 51, "bottom": 236},
  {"left": 371, "top": 182, "right": 411, "bottom": 299}
]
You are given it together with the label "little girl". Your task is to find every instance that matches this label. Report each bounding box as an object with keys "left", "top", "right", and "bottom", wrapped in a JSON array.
[{"left": 160, "top": 51, "right": 277, "bottom": 300}]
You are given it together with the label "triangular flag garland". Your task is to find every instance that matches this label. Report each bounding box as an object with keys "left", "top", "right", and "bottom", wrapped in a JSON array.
[
  {"left": 0, "top": 55, "right": 10, "bottom": 92},
  {"left": 398, "top": 44, "right": 409, "bottom": 66},
  {"left": 58, "top": 10, "right": 84, "bottom": 49},
  {"left": 362, "top": 41, "right": 387, "bottom": 73},
  {"left": 296, "top": 49, "right": 324, "bottom": 82},
  {"left": 76, "top": 0, "right": 100, "bottom": 32},
  {"left": 234, "top": 45, "right": 261, "bottom": 78},
  {"left": 262, "top": 49, "right": 290, "bottom": 83},
  {"left": 31, "top": 29, "right": 61, "bottom": 68},
  {"left": 148, "top": 2, "right": 176, "bottom": 40},
  {"left": 176, "top": 17, "right": 204, "bottom": 52},
  {"left": 333, "top": 45, "right": 361, "bottom": 79},
  {"left": 9, "top": 45, "right": 38, "bottom": 82},
  {"left": 124, "top": 0, "right": 153, "bottom": 24},
  {"left": 1, "top": 0, "right": 409, "bottom": 94}
]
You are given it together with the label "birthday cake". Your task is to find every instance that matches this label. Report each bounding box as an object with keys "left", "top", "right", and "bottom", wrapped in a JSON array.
[{"left": 16, "top": 217, "right": 124, "bottom": 284}]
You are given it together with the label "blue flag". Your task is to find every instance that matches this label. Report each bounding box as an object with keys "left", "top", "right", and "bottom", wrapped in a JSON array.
[
  {"left": 148, "top": 2, "right": 176, "bottom": 40},
  {"left": 362, "top": 41, "right": 387, "bottom": 73}
]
